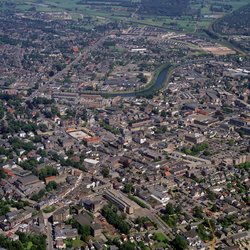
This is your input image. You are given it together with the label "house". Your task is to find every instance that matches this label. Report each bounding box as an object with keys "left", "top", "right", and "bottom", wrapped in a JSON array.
[
  {"left": 185, "top": 133, "right": 205, "bottom": 144},
  {"left": 53, "top": 207, "right": 70, "bottom": 224},
  {"left": 231, "top": 231, "right": 250, "bottom": 243},
  {"left": 148, "top": 185, "right": 170, "bottom": 205},
  {"left": 5, "top": 207, "right": 33, "bottom": 229},
  {"left": 82, "top": 199, "right": 102, "bottom": 213},
  {"left": 55, "top": 239, "right": 66, "bottom": 249},
  {"left": 15, "top": 175, "right": 45, "bottom": 196},
  {"left": 74, "top": 213, "right": 102, "bottom": 237},
  {"left": 60, "top": 138, "right": 74, "bottom": 150},
  {"left": 183, "top": 230, "right": 206, "bottom": 250},
  {"left": 190, "top": 187, "right": 205, "bottom": 199},
  {"left": 54, "top": 228, "right": 78, "bottom": 241}
]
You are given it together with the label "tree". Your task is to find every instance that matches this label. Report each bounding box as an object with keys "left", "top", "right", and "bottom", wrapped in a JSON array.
[
  {"left": 82, "top": 225, "right": 91, "bottom": 241},
  {"left": 101, "top": 167, "right": 109, "bottom": 178},
  {"left": 137, "top": 73, "right": 147, "bottom": 83},
  {"left": 51, "top": 106, "right": 60, "bottom": 116},
  {"left": 123, "top": 183, "right": 134, "bottom": 194},
  {"left": 0, "top": 201, "right": 10, "bottom": 216},
  {"left": 165, "top": 203, "right": 175, "bottom": 215},
  {"left": 101, "top": 205, "right": 131, "bottom": 234},
  {"left": 162, "top": 214, "right": 177, "bottom": 228},
  {"left": 17, "top": 232, "right": 47, "bottom": 250},
  {"left": 197, "top": 224, "right": 212, "bottom": 241},
  {"left": 0, "top": 234, "right": 23, "bottom": 249},
  {"left": 10, "top": 200, "right": 30, "bottom": 210},
  {"left": 206, "top": 189, "right": 216, "bottom": 201},
  {"left": 46, "top": 181, "right": 57, "bottom": 191},
  {"left": 241, "top": 221, "right": 250, "bottom": 230},
  {"left": 161, "top": 110, "right": 167, "bottom": 117},
  {"left": 228, "top": 139, "right": 235, "bottom": 146},
  {"left": 0, "top": 168, "right": 7, "bottom": 180},
  {"left": 39, "top": 166, "right": 58, "bottom": 181},
  {"left": 68, "top": 218, "right": 92, "bottom": 242},
  {"left": 193, "top": 206, "right": 203, "bottom": 219},
  {"left": 120, "top": 241, "right": 137, "bottom": 250},
  {"left": 20, "top": 158, "right": 39, "bottom": 174},
  {"left": 38, "top": 149, "right": 47, "bottom": 157},
  {"left": 171, "top": 235, "right": 188, "bottom": 250},
  {"left": 31, "top": 189, "right": 46, "bottom": 201},
  {"left": 175, "top": 205, "right": 182, "bottom": 214}
]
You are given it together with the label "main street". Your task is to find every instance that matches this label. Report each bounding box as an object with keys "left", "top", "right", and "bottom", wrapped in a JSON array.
[
  {"left": 44, "top": 213, "right": 54, "bottom": 250},
  {"left": 43, "top": 171, "right": 83, "bottom": 250}
]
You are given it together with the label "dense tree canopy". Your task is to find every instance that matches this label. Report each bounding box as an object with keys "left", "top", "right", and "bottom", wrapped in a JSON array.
[
  {"left": 171, "top": 235, "right": 188, "bottom": 250},
  {"left": 102, "top": 205, "right": 130, "bottom": 234},
  {"left": 140, "top": 0, "right": 190, "bottom": 16}
]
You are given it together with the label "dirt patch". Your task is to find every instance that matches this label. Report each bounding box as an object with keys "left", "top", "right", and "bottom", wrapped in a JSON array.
[{"left": 202, "top": 46, "right": 235, "bottom": 55}]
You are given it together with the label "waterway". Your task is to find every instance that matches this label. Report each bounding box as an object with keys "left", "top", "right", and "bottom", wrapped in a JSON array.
[{"left": 103, "top": 64, "right": 172, "bottom": 98}]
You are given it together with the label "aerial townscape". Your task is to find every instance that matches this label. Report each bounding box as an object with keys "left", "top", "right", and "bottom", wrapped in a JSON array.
[{"left": 0, "top": 0, "right": 249, "bottom": 250}]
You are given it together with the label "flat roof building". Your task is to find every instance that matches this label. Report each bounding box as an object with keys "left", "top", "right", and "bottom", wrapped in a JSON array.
[{"left": 104, "top": 189, "right": 140, "bottom": 214}]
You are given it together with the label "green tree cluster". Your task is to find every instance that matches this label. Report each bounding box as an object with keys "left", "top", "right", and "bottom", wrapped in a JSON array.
[
  {"left": 0, "top": 234, "right": 23, "bottom": 249},
  {"left": 0, "top": 200, "right": 10, "bottom": 216},
  {"left": 219, "top": 215, "right": 235, "bottom": 228},
  {"left": 32, "top": 97, "right": 54, "bottom": 106},
  {"left": 193, "top": 206, "right": 204, "bottom": 219},
  {"left": 137, "top": 73, "right": 148, "bottom": 83},
  {"left": 197, "top": 224, "right": 212, "bottom": 241},
  {"left": 162, "top": 203, "right": 182, "bottom": 228},
  {"left": 205, "top": 189, "right": 216, "bottom": 201},
  {"left": 9, "top": 137, "right": 34, "bottom": 152},
  {"left": 0, "top": 231, "right": 46, "bottom": 249},
  {"left": 135, "top": 216, "right": 153, "bottom": 227},
  {"left": 237, "top": 162, "right": 250, "bottom": 171},
  {"left": 39, "top": 166, "right": 58, "bottom": 181},
  {"left": 101, "top": 205, "right": 130, "bottom": 234},
  {"left": 182, "top": 143, "right": 209, "bottom": 156},
  {"left": 128, "top": 194, "right": 149, "bottom": 209},
  {"left": 46, "top": 181, "right": 57, "bottom": 192},
  {"left": 123, "top": 183, "right": 134, "bottom": 194},
  {"left": 1, "top": 118, "right": 37, "bottom": 134},
  {"left": 17, "top": 232, "right": 47, "bottom": 250},
  {"left": 31, "top": 189, "right": 46, "bottom": 201},
  {"left": 100, "top": 121, "right": 120, "bottom": 135},
  {"left": 0, "top": 168, "right": 7, "bottom": 180},
  {"left": 171, "top": 235, "right": 188, "bottom": 250},
  {"left": 68, "top": 218, "right": 91, "bottom": 242},
  {"left": 20, "top": 158, "right": 39, "bottom": 174},
  {"left": 101, "top": 167, "right": 110, "bottom": 178}
]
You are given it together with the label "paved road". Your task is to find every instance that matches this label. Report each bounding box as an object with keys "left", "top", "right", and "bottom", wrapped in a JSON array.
[
  {"left": 148, "top": 213, "right": 174, "bottom": 240},
  {"left": 35, "top": 171, "right": 82, "bottom": 250},
  {"left": 61, "top": 172, "right": 83, "bottom": 199},
  {"left": 44, "top": 215, "right": 54, "bottom": 250}
]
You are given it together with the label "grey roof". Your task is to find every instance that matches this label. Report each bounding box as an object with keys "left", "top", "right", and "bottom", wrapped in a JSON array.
[{"left": 17, "top": 175, "right": 40, "bottom": 186}]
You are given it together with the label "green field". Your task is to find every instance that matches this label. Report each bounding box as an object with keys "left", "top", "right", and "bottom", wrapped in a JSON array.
[{"left": 1, "top": 0, "right": 250, "bottom": 33}]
